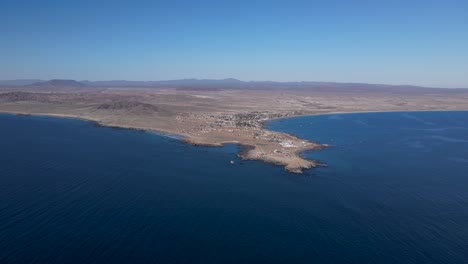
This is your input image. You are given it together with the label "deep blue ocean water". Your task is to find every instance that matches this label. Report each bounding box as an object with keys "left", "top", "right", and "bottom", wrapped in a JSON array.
[{"left": 0, "top": 111, "right": 467, "bottom": 263}]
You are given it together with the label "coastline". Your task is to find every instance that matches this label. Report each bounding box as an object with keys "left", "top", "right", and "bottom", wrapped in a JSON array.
[
  {"left": 0, "top": 110, "right": 325, "bottom": 173},
  {"left": 2, "top": 84, "right": 468, "bottom": 173},
  {"left": 0, "top": 111, "right": 187, "bottom": 140},
  {"left": 4, "top": 109, "right": 467, "bottom": 173},
  {"left": 265, "top": 109, "right": 468, "bottom": 123}
]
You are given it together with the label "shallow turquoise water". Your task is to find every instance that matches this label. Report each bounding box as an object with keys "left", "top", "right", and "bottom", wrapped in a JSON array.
[{"left": 1, "top": 111, "right": 467, "bottom": 263}]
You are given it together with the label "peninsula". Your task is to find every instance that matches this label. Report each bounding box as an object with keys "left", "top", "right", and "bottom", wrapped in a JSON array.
[{"left": 1, "top": 79, "right": 468, "bottom": 173}]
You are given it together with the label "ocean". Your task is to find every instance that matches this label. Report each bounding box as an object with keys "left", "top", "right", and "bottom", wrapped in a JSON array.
[{"left": 1, "top": 111, "right": 467, "bottom": 263}]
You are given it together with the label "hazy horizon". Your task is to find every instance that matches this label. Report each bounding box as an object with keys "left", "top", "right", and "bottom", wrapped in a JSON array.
[
  {"left": 1, "top": 0, "right": 467, "bottom": 88},
  {"left": 1, "top": 78, "right": 468, "bottom": 89}
]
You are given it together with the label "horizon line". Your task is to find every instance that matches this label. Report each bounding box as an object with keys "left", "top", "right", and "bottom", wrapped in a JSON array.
[{"left": 1, "top": 78, "right": 467, "bottom": 89}]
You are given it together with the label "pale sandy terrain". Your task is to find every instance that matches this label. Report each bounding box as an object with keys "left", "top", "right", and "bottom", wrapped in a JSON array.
[{"left": 1, "top": 84, "right": 467, "bottom": 172}]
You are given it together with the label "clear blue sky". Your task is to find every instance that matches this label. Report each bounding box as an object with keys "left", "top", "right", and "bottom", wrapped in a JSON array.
[{"left": 1, "top": 0, "right": 467, "bottom": 87}]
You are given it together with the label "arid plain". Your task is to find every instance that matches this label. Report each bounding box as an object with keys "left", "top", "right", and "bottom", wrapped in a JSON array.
[{"left": 1, "top": 80, "right": 467, "bottom": 173}]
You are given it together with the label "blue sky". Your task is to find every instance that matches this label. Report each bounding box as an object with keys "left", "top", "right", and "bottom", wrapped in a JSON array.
[{"left": 1, "top": 0, "right": 467, "bottom": 87}]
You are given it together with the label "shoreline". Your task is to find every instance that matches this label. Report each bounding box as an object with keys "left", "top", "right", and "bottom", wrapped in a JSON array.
[
  {"left": 1, "top": 110, "right": 325, "bottom": 173},
  {"left": 3, "top": 109, "right": 467, "bottom": 173},
  {"left": 265, "top": 109, "right": 468, "bottom": 123},
  {"left": 0, "top": 110, "right": 187, "bottom": 138}
]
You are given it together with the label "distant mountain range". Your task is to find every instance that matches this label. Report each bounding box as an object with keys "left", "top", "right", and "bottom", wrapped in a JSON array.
[
  {"left": 0, "top": 78, "right": 466, "bottom": 91},
  {"left": 0, "top": 79, "right": 85, "bottom": 87},
  {"left": 0, "top": 79, "right": 44, "bottom": 86},
  {"left": 30, "top": 79, "right": 86, "bottom": 87}
]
